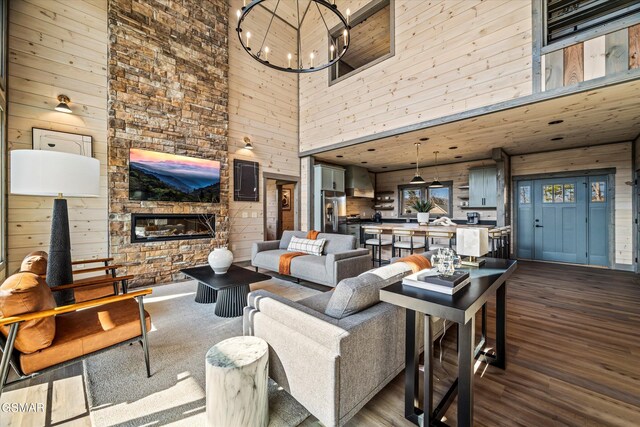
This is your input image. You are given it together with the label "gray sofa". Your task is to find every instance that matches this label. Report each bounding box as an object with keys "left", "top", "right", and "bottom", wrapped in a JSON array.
[
  {"left": 251, "top": 230, "right": 371, "bottom": 287},
  {"left": 243, "top": 252, "right": 444, "bottom": 427}
]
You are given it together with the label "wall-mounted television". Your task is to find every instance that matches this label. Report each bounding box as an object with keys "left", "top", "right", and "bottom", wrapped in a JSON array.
[{"left": 129, "top": 148, "right": 221, "bottom": 202}]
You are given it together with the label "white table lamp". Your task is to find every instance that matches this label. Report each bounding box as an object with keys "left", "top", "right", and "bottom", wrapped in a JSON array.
[
  {"left": 456, "top": 227, "right": 489, "bottom": 267},
  {"left": 11, "top": 150, "right": 100, "bottom": 304}
]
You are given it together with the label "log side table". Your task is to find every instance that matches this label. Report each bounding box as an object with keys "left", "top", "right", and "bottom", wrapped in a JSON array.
[{"left": 205, "top": 336, "right": 269, "bottom": 427}]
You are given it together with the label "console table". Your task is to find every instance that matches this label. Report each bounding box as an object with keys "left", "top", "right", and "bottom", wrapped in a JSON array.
[{"left": 380, "top": 258, "right": 517, "bottom": 427}]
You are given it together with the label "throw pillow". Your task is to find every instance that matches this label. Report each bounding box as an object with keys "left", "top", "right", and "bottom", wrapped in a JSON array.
[
  {"left": 325, "top": 272, "right": 400, "bottom": 319},
  {"left": 0, "top": 272, "right": 57, "bottom": 354},
  {"left": 287, "top": 236, "right": 326, "bottom": 256}
]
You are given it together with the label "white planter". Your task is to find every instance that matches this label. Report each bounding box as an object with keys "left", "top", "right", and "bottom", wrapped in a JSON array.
[
  {"left": 208, "top": 247, "right": 233, "bottom": 274},
  {"left": 417, "top": 212, "right": 430, "bottom": 225}
]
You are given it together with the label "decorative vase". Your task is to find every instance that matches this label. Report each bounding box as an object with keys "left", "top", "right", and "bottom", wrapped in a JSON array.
[
  {"left": 417, "top": 212, "right": 430, "bottom": 225},
  {"left": 208, "top": 247, "right": 233, "bottom": 274}
]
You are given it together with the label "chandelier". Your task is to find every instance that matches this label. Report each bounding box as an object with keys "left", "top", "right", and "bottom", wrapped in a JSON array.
[{"left": 236, "top": 0, "right": 351, "bottom": 73}]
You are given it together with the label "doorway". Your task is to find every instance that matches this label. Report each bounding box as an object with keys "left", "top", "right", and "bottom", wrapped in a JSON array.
[
  {"left": 263, "top": 173, "right": 299, "bottom": 240},
  {"left": 515, "top": 173, "right": 612, "bottom": 267}
]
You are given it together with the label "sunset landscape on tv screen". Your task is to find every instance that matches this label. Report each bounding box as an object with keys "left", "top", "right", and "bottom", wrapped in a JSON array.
[{"left": 129, "top": 148, "right": 221, "bottom": 202}]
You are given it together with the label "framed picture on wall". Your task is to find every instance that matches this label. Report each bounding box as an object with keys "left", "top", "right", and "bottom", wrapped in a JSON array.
[
  {"left": 32, "top": 128, "right": 93, "bottom": 157},
  {"left": 281, "top": 188, "right": 291, "bottom": 211},
  {"left": 234, "top": 159, "right": 259, "bottom": 201}
]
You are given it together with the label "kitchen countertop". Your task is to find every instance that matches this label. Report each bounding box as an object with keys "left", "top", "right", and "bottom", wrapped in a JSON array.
[{"left": 358, "top": 222, "right": 493, "bottom": 233}]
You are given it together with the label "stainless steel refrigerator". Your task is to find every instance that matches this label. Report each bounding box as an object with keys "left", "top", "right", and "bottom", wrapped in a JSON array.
[{"left": 315, "top": 191, "right": 347, "bottom": 234}]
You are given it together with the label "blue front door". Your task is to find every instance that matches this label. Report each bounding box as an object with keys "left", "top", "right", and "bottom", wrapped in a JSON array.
[{"left": 517, "top": 175, "right": 610, "bottom": 266}]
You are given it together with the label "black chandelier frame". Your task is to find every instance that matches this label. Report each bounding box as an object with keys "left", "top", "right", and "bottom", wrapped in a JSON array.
[{"left": 236, "top": 0, "right": 351, "bottom": 74}]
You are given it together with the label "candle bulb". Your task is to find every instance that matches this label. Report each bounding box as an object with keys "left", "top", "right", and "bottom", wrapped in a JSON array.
[
  {"left": 330, "top": 44, "right": 335, "bottom": 60},
  {"left": 346, "top": 9, "right": 351, "bottom": 25},
  {"left": 236, "top": 9, "right": 241, "bottom": 22},
  {"left": 310, "top": 52, "right": 315, "bottom": 68},
  {"left": 343, "top": 29, "right": 348, "bottom": 46},
  {"left": 287, "top": 53, "right": 292, "bottom": 68},
  {"left": 243, "top": 0, "right": 246, "bottom": 6},
  {"left": 246, "top": 31, "right": 251, "bottom": 49},
  {"left": 264, "top": 46, "right": 269, "bottom": 61}
]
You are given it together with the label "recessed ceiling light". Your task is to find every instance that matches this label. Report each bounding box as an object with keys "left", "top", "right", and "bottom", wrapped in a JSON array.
[
  {"left": 381, "top": 166, "right": 388, "bottom": 169},
  {"left": 551, "top": 137, "right": 564, "bottom": 141},
  {"left": 419, "top": 137, "right": 430, "bottom": 141},
  {"left": 454, "top": 155, "right": 462, "bottom": 159},
  {"left": 548, "top": 120, "right": 564, "bottom": 125},
  {"left": 336, "top": 155, "right": 343, "bottom": 158},
  {"left": 410, "top": 162, "right": 416, "bottom": 165},
  {"left": 367, "top": 148, "right": 376, "bottom": 152},
  {"left": 361, "top": 161, "right": 368, "bottom": 164},
  {"left": 449, "top": 146, "right": 458, "bottom": 150}
]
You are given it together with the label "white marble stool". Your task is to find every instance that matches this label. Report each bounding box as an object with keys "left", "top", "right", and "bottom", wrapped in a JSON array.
[{"left": 206, "top": 336, "right": 269, "bottom": 427}]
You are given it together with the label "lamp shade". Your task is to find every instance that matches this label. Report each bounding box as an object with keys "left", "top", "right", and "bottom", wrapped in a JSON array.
[
  {"left": 11, "top": 150, "right": 100, "bottom": 197},
  {"left": 456, "top": 228, "right": 489, "bottom": 257}
]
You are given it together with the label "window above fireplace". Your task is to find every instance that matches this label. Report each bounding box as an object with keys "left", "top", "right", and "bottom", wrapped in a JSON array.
[{"left": 131, "top": 214, "right": 214, "bottom": 243}]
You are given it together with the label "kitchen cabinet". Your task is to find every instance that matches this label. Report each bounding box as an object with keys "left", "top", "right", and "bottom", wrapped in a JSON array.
[
  {"left": 315, "top": 165, "right": 345, "bottom": 192},
  {"left": 346, "top": 224, "right": 360, "bottom": 246},
  {"left": 469, "top": 167, "right": 497, "bottom": 207}
]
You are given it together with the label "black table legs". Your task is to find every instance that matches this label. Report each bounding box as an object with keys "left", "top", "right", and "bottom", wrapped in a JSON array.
[
  {"left": 214, "top": 284, "right": 250, "bottom": 317},
  {"left": 403, "top": 283, "right": 508, "bottom": 427},
  {"left": 195, "top": 282, "right": 217, "bottom": 303},
  {"left": 457, "top": 317, "right": 475, "bottom": 427},
  {"left": 493, "top": 282, "right": 507, "bottom": 369},
  {"left": 405, "top": 310, "right": 434, "bottom": 425},
  {"left": 405, "top": 309, "right": 420, "bottom": 421}
]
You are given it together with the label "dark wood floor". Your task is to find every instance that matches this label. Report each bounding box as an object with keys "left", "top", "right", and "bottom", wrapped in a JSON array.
[
  {"left": 3, "top": 261, "right": 639, "bottom": 426},
  {"left": 332, "top": 261, "right": 640, "bottom": 426}
]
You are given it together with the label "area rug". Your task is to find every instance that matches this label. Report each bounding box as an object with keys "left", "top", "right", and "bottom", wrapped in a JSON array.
[{"left": 84, "top": 274, "right": 321, "bottom": 427}]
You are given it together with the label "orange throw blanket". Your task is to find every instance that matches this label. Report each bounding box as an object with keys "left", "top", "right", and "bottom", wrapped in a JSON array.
[
  {"left": 278, "top": 230, "right": 320, "bottom": 275},
  {"left": 395, "top": 254, "right": 432, "bottom": 273}
]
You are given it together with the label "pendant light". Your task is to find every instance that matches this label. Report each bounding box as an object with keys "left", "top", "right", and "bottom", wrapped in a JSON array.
[
  {"left": 410, "top": 142, "right": 426, "bottom": 184},
  {"left": 429, "top": 151, "right": 443, "bottom": 188}
]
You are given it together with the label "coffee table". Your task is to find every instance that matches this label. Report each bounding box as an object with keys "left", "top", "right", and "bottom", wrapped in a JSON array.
[{"left": 180, "top": 265, "right": 271, "bottom": 317}]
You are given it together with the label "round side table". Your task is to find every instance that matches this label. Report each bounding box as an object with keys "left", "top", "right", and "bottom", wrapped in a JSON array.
[{"left": 205, "top": 336, "right": 269, "bottom": 427}]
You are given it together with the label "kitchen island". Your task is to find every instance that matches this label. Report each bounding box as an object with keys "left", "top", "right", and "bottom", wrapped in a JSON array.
[{"left": 359, "top": 222, "right": 493, "bottom": 233}]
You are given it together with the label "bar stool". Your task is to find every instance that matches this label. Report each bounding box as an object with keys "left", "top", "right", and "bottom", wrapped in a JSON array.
[
  {"left": 501, "top": 226, "right": 511, "bottom": 259},
  {"left": 363, "top": 227, "right": 392, "bottom": 267},
  {"left": 391, "top": 229, "right": 426, "bottom": 257},
  {"left": 488, "top": 228, "right": 503, "bottom": 258},
  {"left": 425, "top": 230, "right": 454, "bottom": 251}
]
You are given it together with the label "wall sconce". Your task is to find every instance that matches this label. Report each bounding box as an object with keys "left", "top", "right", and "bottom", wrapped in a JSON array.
[
  {"left": 54, "top": 95, "right": 72, "bottom": 113},
  {"left": 243, "top": 136, "right": 254, "bottom": 150}
]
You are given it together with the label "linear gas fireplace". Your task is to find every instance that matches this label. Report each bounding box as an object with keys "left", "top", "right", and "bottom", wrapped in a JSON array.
[{"left": 131, "top": 214, "right": 214, "bottom": 243}]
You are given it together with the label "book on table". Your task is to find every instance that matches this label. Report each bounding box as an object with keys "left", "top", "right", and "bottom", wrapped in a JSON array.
[{"left": 402, "top": 269, "right": 471, "bottom": 295}]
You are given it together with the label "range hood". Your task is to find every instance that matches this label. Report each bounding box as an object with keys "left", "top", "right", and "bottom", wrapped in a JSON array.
[{"left": 345, "top": 165, "right": 374, "bottom": 198}]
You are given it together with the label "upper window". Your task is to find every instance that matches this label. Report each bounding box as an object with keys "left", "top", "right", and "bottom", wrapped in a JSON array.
[
  {"left": 545, "top": 0, "right": 640, "bottom": 45},
  {"left": 398, "top": 183, "right": 453, "bottom": 218},
  {"left": 329, "top": 0, "right": 393, "bottom": 84}
]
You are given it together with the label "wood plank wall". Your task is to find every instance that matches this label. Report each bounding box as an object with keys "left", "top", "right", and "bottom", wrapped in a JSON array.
[
  {"left": 544, "top": 24, "right": 640, "bottom": 91},
  {"left": 298, "top": 0, "right": 533, "bottom": 152},
  {"left": 375, "top": 160, "right": 498, "bottom": 221},
  {"left": 511, "top": 143, "right": 632, "bottom": 266},
  {"left": 228, "top": 0, "right": 299, "bottom": 261},
  {"left": 7, "top": 0, "right": 108, "bottom": 272}
]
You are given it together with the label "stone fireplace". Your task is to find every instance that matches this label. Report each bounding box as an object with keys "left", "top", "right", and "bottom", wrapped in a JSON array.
[{"left": 107, "top": 0, "right": 229, "bottom": 287}]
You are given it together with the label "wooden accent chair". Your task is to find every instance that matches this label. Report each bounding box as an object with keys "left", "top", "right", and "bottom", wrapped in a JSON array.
[
  {"left": 70, "top": 257, "right": 133, "bottom": 302},
  {"left": 0, "top": 254, "right": 151, "bottom": 398}
]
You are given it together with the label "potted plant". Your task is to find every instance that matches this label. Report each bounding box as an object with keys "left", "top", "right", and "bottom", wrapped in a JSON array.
[{"left": 410, "top": 199, "right": 434, "bottom": 225}]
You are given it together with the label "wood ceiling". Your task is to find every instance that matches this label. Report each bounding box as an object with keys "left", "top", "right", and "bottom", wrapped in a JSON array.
[{"left": 313, "top": 79, "right": 640, "bottom": 172}]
